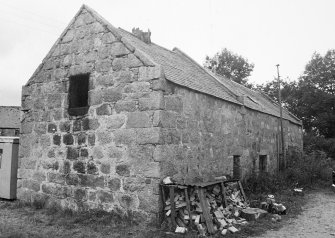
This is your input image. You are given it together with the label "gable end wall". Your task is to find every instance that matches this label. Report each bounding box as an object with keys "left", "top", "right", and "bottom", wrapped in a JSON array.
[{"left": 18, "top": 8, "right": 166, "bottom": 223}]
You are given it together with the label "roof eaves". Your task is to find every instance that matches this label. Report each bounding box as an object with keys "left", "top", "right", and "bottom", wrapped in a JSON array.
[{"left": 172, "top": 47, "right": 241, "bottom": 103}]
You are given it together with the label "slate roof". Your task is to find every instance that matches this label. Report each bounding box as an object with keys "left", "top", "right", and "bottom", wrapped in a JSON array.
[
  {"left": 0, "top": 106, "right": 20, "bottom": 129},
  {"left": 31, "top": 5, "right": 302, "bottom": 126}
]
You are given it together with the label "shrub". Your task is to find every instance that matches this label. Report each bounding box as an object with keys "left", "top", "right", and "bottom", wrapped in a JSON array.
[{"left": 243, "top": 149, "right": 332, "bottom": 194}]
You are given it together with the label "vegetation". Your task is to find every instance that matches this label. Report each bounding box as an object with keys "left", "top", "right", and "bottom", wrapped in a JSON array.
[{"left": 204, "top": 48, "right": 254, "bottom": 88}]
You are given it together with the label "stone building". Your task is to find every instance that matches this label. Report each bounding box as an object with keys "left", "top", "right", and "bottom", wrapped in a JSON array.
[
  {"left": 0, "top": 106, "right": 20, "bottom": 136},
  {"left": 18, "top": 5, "right": 302, "bottom": 222}
]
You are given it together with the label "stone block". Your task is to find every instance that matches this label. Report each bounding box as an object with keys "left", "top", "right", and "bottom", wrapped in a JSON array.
[
  {"left": 78, "top": 174, "right": 105, "bottom": 188},
  {"left": 96, "top": 103, "right": 111, "bottom": 115},
  {"left": 113, "top": 70, "right": 135, "bottom": 84},
  {"left": 165, "top": 96, "right": 183, "bottom": 113},
  {"left": 40, "top": 135, "right": 51, "bottom": 148},
  {"left": 73, "top": 161, "right": 86, "bottom": 174},
  {"left": 80, "top": 148, "right": 89, "bottom": 157},
  {"left": 115, "top": 164, "right": 130, "bottom": 176},
  {"left": 47, "top": 123, "right": 57, "bottom": 133},
  {"left": 97, "top": 131, "right": 113, "bottom": 144},
  {"left": 63, "top": 133, "right": 74, "bottom": 145},
  {"left": 82, "top": 118, "right": 100, "bottom": 130},
  {"left": 138, "top": 190, "right": 159, "bottom": 213},
  {"left": 123, "top": 177, "right": 145, "bottom": 192},
  {"left": 138, "top": 66, "right": 162, "bottom": 81},
  {"left": 59, "top": 121, "right": 71, "bottom": 132},
  {"left": 66, "top": 147, "right": 79, "bottom": 160},
  {"left": 23, "top": 179, "right": 40, "bottom": 192},
  {"left": 88, "top": 90, "right": 103, "bottom": 105},
  {"left": 48, "top": 172, "right": 66, "bottom": 184},
  {"left": 153, "top": 144, "right": 178, "bottom": 162},
  {"left": 34, "top": 123, "right": 47, "bottom": 135},
  {"left": 108, "top": 177, "right": 121, "bottom": 191},
  {"left": 161, "top": 128, "right": 181, "bottom": 144},
  {"left": 93, "top": 146, "right": 104, "bottom": 159},
  {"left": 139, "top": 91, "right": 164, "bottom": 111},
  {"left": 95, "top": 74, "right": 113, "bottom": 88},
  {"left": 126, "top": 112, "right": 151, "bottom": 128},
  {"left": 73, "top": 187, "right": 87, "bottom": 201},
  {"left": 103, "top": 88, "right": 122, "bottom": 103},
  {"left": 98, "top": 46, "right": 111, "bottom": 59},
  {"left": 111, "top": 42, "right": 130, "bottom": 57},
  {"left": 47, "top": 94, "right": 62, "bottom": 109},
  {"left": 53, "top": 134, "right": 61, "bottom": 146},
  {"left": 107, "top": 146, "right": 123, "bottom": 159},
  {"left": 96, "top": 59, "right": 112, "bottom": 73},
  {"left": 32, "top": 171, "right": 46, "bottom": 182},
  {"left": 112, "top": 54, "right": 143, "bottom": 71},
  {"left": 153, "top": 110, "right": 177, "bottom": 128},
  {"left": 62, "top": 29, "right": 75, "bottom": 43},
  {"left": 21, "top": 122, "right": 33, "bottom": 134},
  {"left": 97, "top": 190, "right": 113, "bottom": 203},
  {"left": 77, "top": 133, "right": 86, "bottom": 145},
  {"left": 106, "top": 114, "right": 126, "bottom": 129},
  {"left": 151, "top": 79, "right": 167, "bottom": 91},
  {"left": 102, "top": 32, "right": 117, "bottom": 44},
  {"left": 118, "top": 194, "right": 139, "bottom": 210},
  {"left": 115, "top": 100, "right": 137, "bottom": 113},
  {"left": 73, "top": 120, "right": 82, "bottom": 132},
  {"left": 88, "top": 133, "right": 95, "bottom": 146},
  {"left": 65, "top": 174, "right": 79, "bottom": 186},
  {"left": 124, "top": 81, "right": 150, "bottom": 94},
  {"left": 61, "top": 160, "right": 71, "bottom": 175},
  {"left": 113, "top": 129, "right": 136, "bottom": 145},
  {"left": 98, "top": 162, "right": 109, "bottom": 174},
  {"left": 136, "top": 128, "right": 162, "bottom": 145}
]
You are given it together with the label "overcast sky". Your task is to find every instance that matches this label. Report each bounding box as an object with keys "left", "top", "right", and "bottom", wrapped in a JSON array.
[{"left": 1, "top": 0, "right": 334, "bottom": 106}]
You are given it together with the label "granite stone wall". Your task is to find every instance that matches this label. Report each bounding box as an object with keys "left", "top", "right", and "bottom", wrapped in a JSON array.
[
  {"left": 158, "top": 82, "right": 303, "bottom": 184},
  {"left": 18, "top": 8, "right": 165, "bottom": 222},
  {"left": 18, "top": 6, "right": 303, "bottom": 224}
]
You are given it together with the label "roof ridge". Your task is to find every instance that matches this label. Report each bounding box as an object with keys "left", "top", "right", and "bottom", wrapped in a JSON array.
[{"left": 172, "top": 47, "right": 240, "bottom": 102}]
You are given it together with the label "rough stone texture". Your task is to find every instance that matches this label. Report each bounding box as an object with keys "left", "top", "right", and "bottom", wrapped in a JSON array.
[{"left": 18, "top": 6, "right": 302, "bottom": 227}]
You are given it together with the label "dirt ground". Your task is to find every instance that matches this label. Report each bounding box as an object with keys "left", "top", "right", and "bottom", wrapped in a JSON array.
[
  {"left": 0, "top": 189, "right": 334, "bottom": 238},
  {"left": 255, "top": 189, "right": 335, "bottom": 238}
]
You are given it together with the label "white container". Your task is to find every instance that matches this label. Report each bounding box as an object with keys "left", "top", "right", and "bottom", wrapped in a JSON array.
[{"left": 0, "top": 137, "right": 19, "bottom": 199}]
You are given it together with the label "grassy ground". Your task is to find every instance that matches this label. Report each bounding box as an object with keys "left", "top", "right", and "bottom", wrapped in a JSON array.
[{"left": 0, "top": 187, "right": 309, "bottom": 238}]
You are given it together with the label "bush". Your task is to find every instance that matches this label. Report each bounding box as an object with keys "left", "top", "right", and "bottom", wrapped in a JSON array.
[
  {"left": 304, "top": 134, "right": 335, "bottom": 159},
  {"left": 243, "top": 149, "right": 332, "bottom": 194}
]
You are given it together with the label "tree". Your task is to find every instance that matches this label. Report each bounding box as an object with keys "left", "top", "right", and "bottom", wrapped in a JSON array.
[
  {"left": 204, "top": 48, "right": 255, "bottom": 87},
  {"left": 258, "top": 50, "right": 335, "bottom": 138}
]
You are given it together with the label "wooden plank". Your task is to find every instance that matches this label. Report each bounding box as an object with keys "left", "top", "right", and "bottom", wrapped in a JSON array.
[
  {"left": 160, "top": 185, "right": 166, "bottom": 223},
  {"left": 197, "top": 187, "right": 215, "bottom": 234},
  {"left": 238, "top": 181, "right": 247, "bottom": 202},
  {"left": 220, "top": 182, "right": 228, "bottom": 208},
  {"left": 169, "top": 186, "right": 176, "bottom": 228},
  {"left": 184, "top": 187, "right": 193, "bottom": 229}
]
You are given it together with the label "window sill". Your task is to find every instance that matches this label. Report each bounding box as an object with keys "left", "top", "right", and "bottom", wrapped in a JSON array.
[{"left": 68, "top": 107, "right": 89, "bottom": 116}]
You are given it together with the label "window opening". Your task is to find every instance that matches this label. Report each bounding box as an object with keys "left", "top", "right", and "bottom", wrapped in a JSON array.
[
  {"left": 68, "top": 74, "right": 89, "bottom": 116},
  {"left": 259, "top": 155, "right": 267, "bottom": 173},
  {"left": 233, "top": 155, "right": 241, "bottom": 179},
  {"left": 0, "top": 149, "right": 3, "bottom": 168}
]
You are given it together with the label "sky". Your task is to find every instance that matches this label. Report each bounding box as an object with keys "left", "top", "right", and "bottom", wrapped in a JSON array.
[{"left": 1, "top": 0, "right": 335, "bottom": 106}]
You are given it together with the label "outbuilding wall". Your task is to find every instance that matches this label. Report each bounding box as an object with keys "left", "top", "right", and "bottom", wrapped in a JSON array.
[{"left": 158, "top": 82, "right": 303, "bottom": 183}]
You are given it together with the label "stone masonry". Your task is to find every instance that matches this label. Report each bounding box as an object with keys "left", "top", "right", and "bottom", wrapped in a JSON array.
[{"left": 18, "top": 5, "right": 303, "bottom": 224}]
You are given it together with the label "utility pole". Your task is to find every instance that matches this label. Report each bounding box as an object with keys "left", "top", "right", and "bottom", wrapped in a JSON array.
[{"left": 276, "top": 64, "right": 285, "bottom": 170}]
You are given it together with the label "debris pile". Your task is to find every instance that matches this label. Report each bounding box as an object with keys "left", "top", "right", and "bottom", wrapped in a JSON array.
[
  {"left": 162, "top": 180, "right": 261, "bottom": 236},
  {"left": 260, "top": 194, "right": 287, "bottom": 215}
]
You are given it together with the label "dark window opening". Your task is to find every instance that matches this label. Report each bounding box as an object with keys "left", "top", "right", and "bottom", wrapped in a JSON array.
[
  {"left": 0, "top": 149, "right": 3, "bottom": 168},
  {"left": 233, "top": 155, "right": 241, "bottom": 179},
  {"left": 259, "top": 155, "right": 267, "bottom": 173},
  {"left": 68, "top": 74, "right": 89, "bottom": 116}
]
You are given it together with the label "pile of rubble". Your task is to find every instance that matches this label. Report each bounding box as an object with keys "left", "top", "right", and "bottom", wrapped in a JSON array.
[{"left": 162, "top": 180, "right": 259, "bottom": 236}]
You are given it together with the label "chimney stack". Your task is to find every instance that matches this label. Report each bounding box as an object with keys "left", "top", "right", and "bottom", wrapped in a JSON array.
[{"left": 132, "top": 28, "right": 151, "bottom": 44}]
